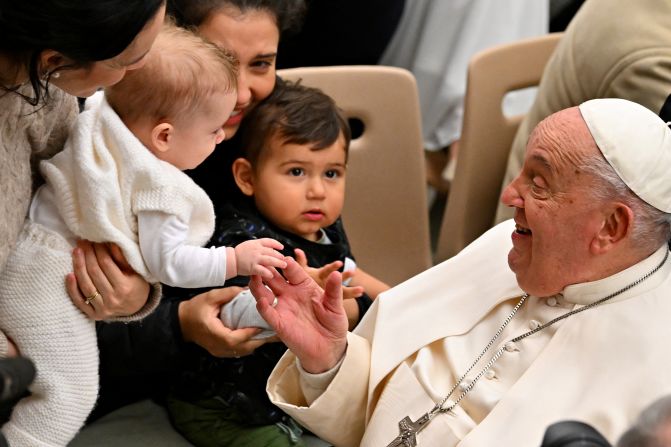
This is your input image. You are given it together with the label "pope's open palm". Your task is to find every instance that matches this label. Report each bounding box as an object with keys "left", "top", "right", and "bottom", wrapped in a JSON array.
[{"left": 249, "top": 257, "right": 349, "bottom": 373}]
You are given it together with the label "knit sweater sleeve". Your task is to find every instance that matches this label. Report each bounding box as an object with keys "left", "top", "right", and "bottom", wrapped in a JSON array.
[
  {"left": 104, "top": 282, "right": 162, "bottom": 323},
  {"left": 28, "top": 89, "right": 79, "bottom": 182}
]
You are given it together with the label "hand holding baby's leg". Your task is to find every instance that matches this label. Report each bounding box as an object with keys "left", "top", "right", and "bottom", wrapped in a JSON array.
[{"left": 232, "top": 238, "right": 287, "bottom": 278}]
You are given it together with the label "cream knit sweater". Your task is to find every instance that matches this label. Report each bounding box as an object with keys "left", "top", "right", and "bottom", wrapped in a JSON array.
[
  {"left": 0, "top": 87, "right": 77, "bottom": 357},
  {"left": 0, "top": 86, "right": 77, "bottom": 273}
]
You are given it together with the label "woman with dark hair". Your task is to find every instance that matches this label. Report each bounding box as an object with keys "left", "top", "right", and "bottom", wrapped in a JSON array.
[
  {"left": 0, "top": 0, "right": 166, "bottom": 102},
  {"left": 0, "top": 0, "right": 168, "bottom": 334},
  {"left": 0, "top": 1, "right": 165, "bottom": 445}
]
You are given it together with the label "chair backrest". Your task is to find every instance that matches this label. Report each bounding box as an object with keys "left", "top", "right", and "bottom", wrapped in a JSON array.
[
  {"left": 434, "top": 33, "right": 562, "bottom": 263},
  {"left": 277, "top": 65, "right": 432, "bottom": 286}
]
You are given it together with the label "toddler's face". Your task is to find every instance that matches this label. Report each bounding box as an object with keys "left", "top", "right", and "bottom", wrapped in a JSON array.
[
  {"left": 163, "top": 91, "right": 236, "bottom": 170},
  {"left": 251, "top": 135, "right": 347, "bottom": 241}
]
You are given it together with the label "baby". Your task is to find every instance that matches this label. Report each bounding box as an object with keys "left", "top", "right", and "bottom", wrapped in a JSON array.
[{"left": 0, "top": 24, "right": 284, "bottom": 446}]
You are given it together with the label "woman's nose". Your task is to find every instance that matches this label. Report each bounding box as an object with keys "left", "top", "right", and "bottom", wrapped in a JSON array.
[{"left": 236, "top": 71, "right": 252, "bottom": 107}]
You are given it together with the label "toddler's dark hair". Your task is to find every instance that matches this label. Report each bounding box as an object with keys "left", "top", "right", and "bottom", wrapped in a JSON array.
[{"left": 239, "top": 78, "right": 351, "bottom": 166}]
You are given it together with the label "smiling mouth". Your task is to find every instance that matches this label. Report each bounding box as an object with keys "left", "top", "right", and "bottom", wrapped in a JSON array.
[{"left": 515, "top": 224, "right": 532, "bottom": 235}]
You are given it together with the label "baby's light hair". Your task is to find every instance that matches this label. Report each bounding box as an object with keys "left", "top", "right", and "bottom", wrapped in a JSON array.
[{"left": 105, "top": 21, "right": 237, "bottom": 124}]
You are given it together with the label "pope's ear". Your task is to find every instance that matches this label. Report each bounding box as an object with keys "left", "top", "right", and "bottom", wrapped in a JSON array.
[
  {"left": 591, "top": 202, "right": 632, "bottom": 254},
  {"left": 151, "top": 123, "right": 173, "bottom": 153},
  {"left": 232, "top": 158, "right": 255, "bottom": 196}
]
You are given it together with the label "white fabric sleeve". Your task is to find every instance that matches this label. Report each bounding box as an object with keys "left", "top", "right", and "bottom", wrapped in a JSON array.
[
  {"left": 296, "top": 350, "right": 346, "bottom": 405},
  {"left": 343, "top": 257, "right": 357, "bottom": 286},
  {"left": 138, "top": 211, "right": 227, "bottom": 288}
]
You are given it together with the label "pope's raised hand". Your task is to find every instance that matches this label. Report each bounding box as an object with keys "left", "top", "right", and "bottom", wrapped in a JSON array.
[{"left": 249, "top": 256, "right": 348, "bottom": 373}]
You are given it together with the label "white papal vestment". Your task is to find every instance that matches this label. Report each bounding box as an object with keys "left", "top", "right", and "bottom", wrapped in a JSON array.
[{"left": 267, "top": 220, "right": 671, "bottom": 446}]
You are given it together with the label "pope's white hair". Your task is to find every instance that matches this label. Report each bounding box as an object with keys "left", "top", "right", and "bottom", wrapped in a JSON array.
[{"left": 580, "top": 151, "right": 671, "bottom": 250}]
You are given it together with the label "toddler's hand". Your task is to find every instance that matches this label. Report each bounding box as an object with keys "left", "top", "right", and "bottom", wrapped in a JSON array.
[
  {"left": 233, "top": 238, "right": 286, "bottom": 278},
  {"left": 294, "top": 248, "right": 363, "bottom": 299}
]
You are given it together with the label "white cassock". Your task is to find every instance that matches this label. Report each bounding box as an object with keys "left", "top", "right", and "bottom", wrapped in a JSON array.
[{"left": 267, "top": 220, "right": 671, "bottom": 446}]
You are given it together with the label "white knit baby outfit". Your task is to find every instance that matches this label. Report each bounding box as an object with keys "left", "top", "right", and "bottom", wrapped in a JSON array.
[{"left": 0, "top": 92, "right": 216, "bottom": 446}]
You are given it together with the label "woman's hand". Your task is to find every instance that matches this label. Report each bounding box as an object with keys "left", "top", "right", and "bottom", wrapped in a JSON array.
[
  {"left": 250, "top": 256, "right": 348, "bottom": 373},
  {"left": 179, "top": 286, "right": 270, "bottom": 358},
  {"left": 67, "top": 241, "right": 150, "bottom": 320}
]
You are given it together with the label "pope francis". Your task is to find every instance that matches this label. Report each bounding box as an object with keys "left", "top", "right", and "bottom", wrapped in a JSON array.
[{"left": 249, "top": 98, "right": 671, "bottom": 446}]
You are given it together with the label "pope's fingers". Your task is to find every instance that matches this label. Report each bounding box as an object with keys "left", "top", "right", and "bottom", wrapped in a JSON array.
[
  {"left": 249, "top": 274, "right": 275, "bottom": 303},
  {"left": 281, "top": 256, "right": 312, "bottom": 285},
  {"left": 257, "top": 261, "right": 292, "bottom": 294},
  {"left": 323, "top": 270, "right": 344, "bottom": 310},
  {"left": 250, "top": 275, "right": 280, "bottom": 329}
]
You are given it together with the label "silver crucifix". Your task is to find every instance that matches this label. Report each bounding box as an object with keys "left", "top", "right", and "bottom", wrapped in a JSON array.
[{"left": 385, "top": 412, "right": 433, "bottom": 447}]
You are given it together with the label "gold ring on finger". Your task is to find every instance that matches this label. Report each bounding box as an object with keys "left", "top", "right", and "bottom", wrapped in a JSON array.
[{"left": 84, "top": 290, "right": 101, "bottom": 306}]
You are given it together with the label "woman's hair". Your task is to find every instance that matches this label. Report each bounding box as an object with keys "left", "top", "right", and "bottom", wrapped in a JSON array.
[
  {"left": 0, "top": 0, "right": 165, "bottom": 105},
  {"left": 105, "top": 22, "right": 237, "bottom": 124},
  {"left": 239, "top": 79, "right": 351, "bottom": 167},
  {"left": 168, "top": 0, "right": 305, "bottom": 34}
]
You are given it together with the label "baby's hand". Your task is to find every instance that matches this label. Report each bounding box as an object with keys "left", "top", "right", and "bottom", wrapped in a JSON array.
[
  {"left": 294, "top": 248, "right": 363, "bottom": 299},
  {"left": 233, "top": 239, "right": 286, "bottom": 278}
]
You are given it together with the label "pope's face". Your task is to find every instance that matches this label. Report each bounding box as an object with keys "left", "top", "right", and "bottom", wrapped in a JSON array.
[{"left": 500, "top": 108, "right": 607, "bottom": 297}]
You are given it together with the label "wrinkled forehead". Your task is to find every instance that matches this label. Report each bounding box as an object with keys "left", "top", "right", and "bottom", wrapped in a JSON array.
[{"left": 525, "top": 107, "right": 600, "bottom": 172}]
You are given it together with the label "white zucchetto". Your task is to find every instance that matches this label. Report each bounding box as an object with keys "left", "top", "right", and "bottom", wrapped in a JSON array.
[{"left": 579, "top": 98, "right": 671, "bottom": 212}]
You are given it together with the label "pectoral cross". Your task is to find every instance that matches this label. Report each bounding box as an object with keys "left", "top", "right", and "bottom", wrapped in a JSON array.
[{"left": 386, "top": 412, "right": 433, "bottom": 447}]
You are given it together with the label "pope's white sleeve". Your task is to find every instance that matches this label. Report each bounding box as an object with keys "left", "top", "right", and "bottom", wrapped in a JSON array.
[
  {"left": 138, "top": 210, "right": 228, "bottom": 287},
  {"left": 296, "top": 353, "right": 345, "bottom": 404}
]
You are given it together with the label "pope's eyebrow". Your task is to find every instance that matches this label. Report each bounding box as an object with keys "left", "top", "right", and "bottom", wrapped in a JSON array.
[{"left": 530, "top": 153, "right": 555, "bottom": 174}]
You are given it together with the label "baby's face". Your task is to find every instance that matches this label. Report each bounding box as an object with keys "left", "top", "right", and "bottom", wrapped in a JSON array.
[
  {"left": 252, "top": 135, "right": 347, "bottom": 241},
  {"left": 162, "top": 90, "right": 236, "bottom": 170}
]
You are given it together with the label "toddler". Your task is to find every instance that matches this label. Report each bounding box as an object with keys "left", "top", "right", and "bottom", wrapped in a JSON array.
[
  {"left": 168, "top": 79, "right": 388, "bottom": 446},
  {"left": 0, "top": 24, "right": 284, "bottom": 446}
]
